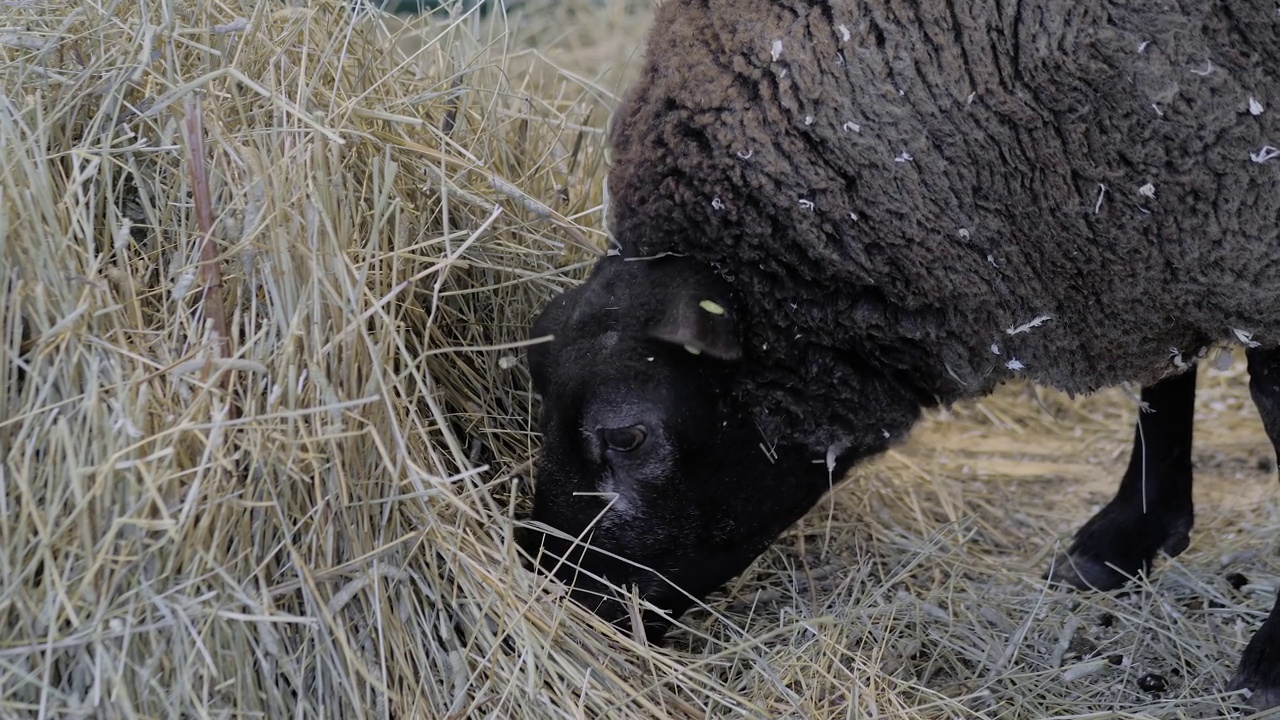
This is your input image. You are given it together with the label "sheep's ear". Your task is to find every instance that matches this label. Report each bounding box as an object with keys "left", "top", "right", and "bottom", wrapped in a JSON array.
[{"left": 649, "top": 292, "right": 742, "bottom": 361}]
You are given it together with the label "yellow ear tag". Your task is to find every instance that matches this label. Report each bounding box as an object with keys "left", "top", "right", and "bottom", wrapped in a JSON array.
[{"left": 699, "top": 300, "right": 726, "bottom": 315}]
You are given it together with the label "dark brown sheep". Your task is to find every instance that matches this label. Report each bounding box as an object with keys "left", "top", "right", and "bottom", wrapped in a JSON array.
[{"left": 522, "top": 0, "right": 1280, "bottom": 707}]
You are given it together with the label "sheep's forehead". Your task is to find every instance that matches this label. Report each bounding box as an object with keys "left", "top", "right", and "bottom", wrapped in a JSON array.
[{"left": 563, "top": 272, "right": 667, "bottom": 368}]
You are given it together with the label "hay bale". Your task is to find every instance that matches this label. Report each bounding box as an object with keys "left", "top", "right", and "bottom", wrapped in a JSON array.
[
  {"left": 0, "top": 1, "right": 682, "bottom": 716},
  {"left": 3, "top": 0, "right": 1278, "bottom": 717}
]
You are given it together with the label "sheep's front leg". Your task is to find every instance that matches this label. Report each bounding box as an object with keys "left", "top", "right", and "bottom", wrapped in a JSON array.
[
  {"left": 1047, "top": 368, "right": 1196, "bottom": 590},
  {"left": 1228, "top": 347, "right": 1280, "bottom": 710}
]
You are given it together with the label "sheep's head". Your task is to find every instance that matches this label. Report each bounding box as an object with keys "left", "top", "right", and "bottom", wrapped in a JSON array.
[{"left": 519, "top": 254, "right": 848, "bottom": 642}]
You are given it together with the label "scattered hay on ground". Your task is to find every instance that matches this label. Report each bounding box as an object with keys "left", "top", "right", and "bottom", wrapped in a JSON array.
[{"left": 2, "top": 0, "right": 1277, "bottom": 718}]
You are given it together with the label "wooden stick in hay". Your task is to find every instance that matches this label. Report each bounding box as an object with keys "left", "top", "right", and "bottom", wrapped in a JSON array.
[{"left": 179, "top": 93, "right": 234, "bottom": 401}]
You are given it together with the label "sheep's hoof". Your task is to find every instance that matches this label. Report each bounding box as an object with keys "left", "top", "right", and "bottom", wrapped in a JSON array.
[
  {"left": 1045, "top": 551, "right": 1130, "bottom": 591},
  {"left": 1226, "top": 680, "right": 1280, "bottom": 713},
  {"left": 1228, "top": 671, "right": 1280, "bottom": 712},
  {"left": 1044, "top": 497, "right": 1192, "bottom": 591},
  {"left": 1229, "top": 615, "right": 1280, "bottom": 712}
]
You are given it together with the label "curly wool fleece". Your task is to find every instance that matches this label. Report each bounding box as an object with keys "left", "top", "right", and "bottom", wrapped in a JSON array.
[{"left": 605, "top": 0, "right": 1280, "bottom": 450}]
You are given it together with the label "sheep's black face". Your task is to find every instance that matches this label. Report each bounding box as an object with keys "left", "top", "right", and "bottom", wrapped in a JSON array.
[{"left": 519, "top": 255, "right": 842, "bottom": 641}]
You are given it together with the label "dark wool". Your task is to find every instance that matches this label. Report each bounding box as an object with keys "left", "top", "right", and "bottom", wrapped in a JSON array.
[{"left": 606, "top": 0, "right": 1280, "bottom": 453}]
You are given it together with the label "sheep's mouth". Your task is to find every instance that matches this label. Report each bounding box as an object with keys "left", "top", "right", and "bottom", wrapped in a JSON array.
[
  {"left": 518, "top": 521, "right": 794, "bottom": 647},
  {"left": 516, "top": 525, "right": 687, "bottom": 641}
]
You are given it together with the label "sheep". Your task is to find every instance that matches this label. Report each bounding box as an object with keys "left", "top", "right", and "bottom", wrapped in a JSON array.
[{"left": 518, "top": 0, "right": 1280, "bottom": 707}]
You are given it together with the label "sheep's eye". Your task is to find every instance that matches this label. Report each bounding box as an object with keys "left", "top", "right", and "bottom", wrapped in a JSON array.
[{"left": 602, "top": 425, "right": 647, "bottom": 453}]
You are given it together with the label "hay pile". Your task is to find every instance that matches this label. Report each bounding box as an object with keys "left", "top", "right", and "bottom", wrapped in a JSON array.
[{"left": 2, "top": 0, "right": 1278, "bottom": 717}]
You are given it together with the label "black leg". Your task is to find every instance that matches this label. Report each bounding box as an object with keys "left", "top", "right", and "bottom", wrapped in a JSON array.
[
  {"left": 1229, "top": 346, "right": 1280, "bottom": 710},
  {"left": 1047, "top": 367, "right": 1197, "bottom": 590}
]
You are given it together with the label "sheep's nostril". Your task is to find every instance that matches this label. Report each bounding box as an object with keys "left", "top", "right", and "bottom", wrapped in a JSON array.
[
  {"left": 514, "top": 526, "right": 541, "bottom": 571},
  {"left": 516, "top": 525, "right": 577, "bottom": 577},
  {"left": 516, "top": 527, "right": 586, "bottom": 582}
]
